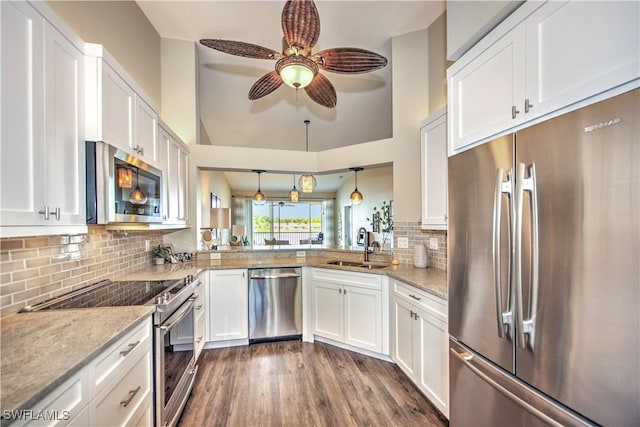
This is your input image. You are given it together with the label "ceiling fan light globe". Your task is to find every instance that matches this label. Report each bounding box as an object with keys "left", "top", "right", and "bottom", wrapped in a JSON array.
[
  {"left": 280, "top": 63, "right": 315, "bottom": 89},
  {"left": 350, "top": 188, "right": 363, "bottom": 205}
]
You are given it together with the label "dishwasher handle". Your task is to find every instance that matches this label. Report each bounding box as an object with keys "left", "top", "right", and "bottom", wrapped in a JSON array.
[{"left": 250, "top": 273, "right": 301, "bottom": 280}]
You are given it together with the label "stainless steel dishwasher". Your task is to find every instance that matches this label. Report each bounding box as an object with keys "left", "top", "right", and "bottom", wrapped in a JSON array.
[{"left": 248, "top": 267, "right": 302, "bottom": 343}]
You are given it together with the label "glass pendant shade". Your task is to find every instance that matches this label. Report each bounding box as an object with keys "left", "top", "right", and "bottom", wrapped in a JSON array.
[
  {"left": 289, "top": 175, "right": 299, "bottom": 203},
  {"left": 298, "top": 174, "right": 317, "bottom": 193},
  {"left": 253, "top": 170, "right": 266, "bottom": 205},
  {"left": 349, "top": 167, "right": 364, "bottom": 205},
  {"left": 350, "top": 188, "right": 363, "bottom": 205},
  {"left": 117, "top": 168, "right": 133, "bottom": 188},
  {"left": 128, "top": 168, "right": 147, "bottom": 205}
]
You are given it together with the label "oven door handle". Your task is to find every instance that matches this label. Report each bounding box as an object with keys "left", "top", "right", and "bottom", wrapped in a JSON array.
[{"left": 160, "top": 296, "right": 196, "bottom": 331}]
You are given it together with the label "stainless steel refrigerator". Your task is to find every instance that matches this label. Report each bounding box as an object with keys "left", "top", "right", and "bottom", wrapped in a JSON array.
[{"left": 448, "top": 88, "right": 639, "bottom": 426}]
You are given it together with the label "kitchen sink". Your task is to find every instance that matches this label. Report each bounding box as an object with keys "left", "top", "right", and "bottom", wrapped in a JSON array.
[{"left": 326, "top": 260, "right": 390, "bottom": 269}]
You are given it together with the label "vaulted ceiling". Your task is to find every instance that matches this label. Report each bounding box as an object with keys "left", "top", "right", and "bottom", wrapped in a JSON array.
[{"left": 137, "top": 1, "right": 445, "bottom": 153}]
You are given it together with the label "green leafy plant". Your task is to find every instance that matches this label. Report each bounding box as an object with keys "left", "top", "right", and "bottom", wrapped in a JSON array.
[
  {"left": 152, "top": 245, "right": 170, "bottom": 260},
  {"left": 367, "top": 200, "right": 394, "bottom": 245}
]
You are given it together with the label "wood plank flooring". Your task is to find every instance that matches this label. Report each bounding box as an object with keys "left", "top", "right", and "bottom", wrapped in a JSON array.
[{"left": 178, "top": 340, "right": 448, "bottom": 427}]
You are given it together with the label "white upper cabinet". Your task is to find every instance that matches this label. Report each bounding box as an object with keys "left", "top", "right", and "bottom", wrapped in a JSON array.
[
  {"left": 158, "top": 123, "right": 189, "bottom": 225},
  {"left": 85, "top": 45, "right": 159, "bottom": 167},
  {"left": 421, "top": 108, "right": 448, "bottom": 230},
  {"left": 1, "top": 1, "right": 86, "bottom": 233},
  {"left": 448, "top": 0, "right": 640, "bottom": 154}
]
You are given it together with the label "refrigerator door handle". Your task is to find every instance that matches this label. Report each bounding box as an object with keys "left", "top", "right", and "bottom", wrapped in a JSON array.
[
  {"left": 493, "top": 168, "right": 513, "bottom": 338},
  {"left": 515, "top": 163, "right": 540, "bottom": 349}
]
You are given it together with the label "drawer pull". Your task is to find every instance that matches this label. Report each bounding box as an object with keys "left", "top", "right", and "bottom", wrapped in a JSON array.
[
  {"left": 119, "top": 340, "right": 140, "bottom": 357},
  {"left": 196, "top": 304, "right": 203, "bottom": 311},
  {"left": 120, "top": 386, "right": 141, "bottom": 407},
  {"left": 196, "top": 336, "right": 203, "bottom": 344},
  {"left": 408, "top": 294, "right": 422, "bottom": 301}
]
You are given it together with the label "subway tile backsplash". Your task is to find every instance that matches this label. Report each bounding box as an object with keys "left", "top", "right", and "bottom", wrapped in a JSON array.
[
  {"left": 393, "top": 221, "right": 447, "bottom": 270},
  {"left": 0, "top": 226, "right": 164, "bottom": 317}
]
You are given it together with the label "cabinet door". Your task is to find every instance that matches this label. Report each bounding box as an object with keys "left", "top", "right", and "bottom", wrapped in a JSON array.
[
  {"left": 157, "top": 127, "right": 170, "bottom": 222},
  {"left": 166, "top": 140, "right": 181, "bottom": 223},
  {"left": 0, "top": 1, "right": 46, "bottom": 225},
  {"left": 416, "top": 308, "right": 449, "bottom": 418},
  {"left": 44, "top": 22, "right": 85, "bottom": 225},
  {"left": 207, "top": 269, "right": 248, "bottom": 341},
  {"left": 134, "top": 96, "right": 157, "bottom": 164},
  {"left": 343, "top": 285, "right": 382, "bottom": 353},
  {"left": 392, "top": 298, "right": 417, "bottom": 379},
  {"left": 101, "top": 62, "right": 134, "bottom": 152},
  {"left": 449, "top": 25, "right": 525, "bottom": 153},
  {"left": 421, "top": 111, "right": 448, "bottom": 230},
  {"left": 312, "top": 281, "right": 344, "bottom": 341},
  {"left": 177, "top": 147, "right": 189, "bottom": 223},
  {"left": 524, "top": 1, "right": 640, "bottom": 121}
]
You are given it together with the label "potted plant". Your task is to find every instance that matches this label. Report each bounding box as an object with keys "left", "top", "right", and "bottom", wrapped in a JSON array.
[
  {"left": 152, "top": 245, "right": 170, "bottom": 265},
  {"left": 367, "top": 200, "right": 394, "bottom": 250}
]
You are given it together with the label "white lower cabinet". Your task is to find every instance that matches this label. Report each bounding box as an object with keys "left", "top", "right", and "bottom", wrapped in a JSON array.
[
  {"left": 311, "top": 268, "right": 384, "bottom": 354},
  {"left": 14, "top": 317, "right": 153, "bottom": 427},
  {"left": 391, "top": 279, "right": 449, "bottom": 418},
  {"left": 207, "top": 269, "right": 248, "bottom": 342}
]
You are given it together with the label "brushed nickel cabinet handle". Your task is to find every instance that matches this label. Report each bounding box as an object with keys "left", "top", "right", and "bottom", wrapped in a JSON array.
[
  {"left": 120, "top": 386, "right": 141, "bottom": 407},
  {"left": 54, "top": 207, "right": 61, "bottom": 220},
  {"left": 525, "top": 99, "right": 533, "bottom": 113},
  {"left": 119, "top": 340, "right": 140, "bottom": 357},
  {"left": 408, "top": 294, "right": 422, "bottom": 301},
  {"left": 512, "top": 105, "right": 520, "bottom": 119},
  {"left": 38, "top": 206, "right": 50, "bottom": 220}
]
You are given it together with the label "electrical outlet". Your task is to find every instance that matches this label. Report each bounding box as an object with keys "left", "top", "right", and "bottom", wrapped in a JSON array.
[
  {"left": 429, "top": 237, "right": 439, "bottom": 250},
  {"left": 210, "top": 252, "right": 221, "bottom": 260},
  {"left": 296, "top": 251, "right": 306, "bottom": 258},
  {"left": 397, "top": 237, "right": 409, "bottom": 249},
  {"left": 145, "top": 240, "right": 150, "bottom": 251}
]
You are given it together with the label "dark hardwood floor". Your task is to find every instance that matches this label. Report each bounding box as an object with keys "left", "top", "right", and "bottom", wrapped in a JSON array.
[{"left": 178, "top": 340, "right": 448, "bottom": 427}]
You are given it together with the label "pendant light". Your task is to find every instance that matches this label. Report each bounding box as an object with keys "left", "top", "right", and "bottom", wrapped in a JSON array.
[
  {"left": 289, "top": 174, "right": 299, "bottom": 203},
  {"left": 253, "top": 170, "right": 266, "bottom": 205},
  {"left": 128, "top": 168, "right": 148, "bottom": 205},
  {"left": 350, "top": 167, "right": 364, "bottom": 205},
  {"left": 298, "top": 120, "right": 317, "bottom": 193}
]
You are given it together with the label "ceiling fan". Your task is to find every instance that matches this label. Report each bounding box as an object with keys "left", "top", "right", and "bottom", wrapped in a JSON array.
[{"left": 199, "top": 0, "right": 388, "bottom": 108}]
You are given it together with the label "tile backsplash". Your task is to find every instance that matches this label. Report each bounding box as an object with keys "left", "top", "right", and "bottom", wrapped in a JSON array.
[
  {"left": 0, "top": 226, "right": 164, "bottom": 317},
  {"left": 392, "top": 221, "right": 447, "bottom": 270}
]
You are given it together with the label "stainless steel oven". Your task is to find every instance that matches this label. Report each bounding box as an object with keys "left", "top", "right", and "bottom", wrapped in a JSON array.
[{"left": 153, "top": 274, "right": 201, "bottom": 427}]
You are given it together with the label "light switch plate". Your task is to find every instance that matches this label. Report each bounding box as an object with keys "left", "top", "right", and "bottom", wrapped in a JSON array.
[
  {"left": 296, "top": 251, "right": 306, "bottom": 257},
  {"left": 210, "top": 252, "right": 221, "bottom": 260},
  {"left": 145, "top": 240, "right": 150, "bottom": 251},
  {"left": 397, "top": 237, "right": 409, "bottom": 249},
  {"left": 429, "top": 237, "right": 439, "bottom": 250}
]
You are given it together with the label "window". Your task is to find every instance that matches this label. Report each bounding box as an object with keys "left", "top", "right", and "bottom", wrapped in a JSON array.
[{"left": 252, "top": 200, "right": 326, "bottom": 246}]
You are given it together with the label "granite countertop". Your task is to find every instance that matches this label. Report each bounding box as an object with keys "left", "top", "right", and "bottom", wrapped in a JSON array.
[
  {"left": 0, "top": 306, "right": 154, "bottom": 417},
  {"left": 140, "top": 257, "right": 448, "bottom": 300}
]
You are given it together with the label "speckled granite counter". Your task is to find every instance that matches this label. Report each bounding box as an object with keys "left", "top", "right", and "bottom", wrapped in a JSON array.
[
  {"left": 128, "top": 256, "right": 448, "bottom": 300},
  {"left": 0, "top": 306, "right": 154, "bottom": 416}
]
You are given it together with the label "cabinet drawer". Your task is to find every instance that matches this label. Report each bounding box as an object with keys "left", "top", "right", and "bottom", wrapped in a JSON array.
[
  {"left": 91, "top": 349, "right": 152, "bottom": 427},
  {"left": 91, "top": 320, "right": 151, "bottom": 395},
  {"left": 393, "top": 280, "right": 447, "bottom": 322},
  {"left": 312, "top": 268, "right": 382, "bottom": 290}
]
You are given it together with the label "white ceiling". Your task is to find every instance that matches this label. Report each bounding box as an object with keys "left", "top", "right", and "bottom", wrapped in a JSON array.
[{"left": 137, "top": 0, "right": 446, "bottom": 153}]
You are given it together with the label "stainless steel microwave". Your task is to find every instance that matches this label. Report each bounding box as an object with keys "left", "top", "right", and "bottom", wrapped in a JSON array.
[{"left": 86, "top": 141, "right": 162, "bottom": 224}]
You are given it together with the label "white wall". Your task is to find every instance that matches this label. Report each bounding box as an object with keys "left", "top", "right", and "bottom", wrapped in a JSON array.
[{"left": 161, "top": 38, "right": 199, "bottom": 145}]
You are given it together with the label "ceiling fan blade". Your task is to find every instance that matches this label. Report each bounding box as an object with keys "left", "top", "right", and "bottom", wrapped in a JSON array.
[
  {"left": 200, "top": 39, "right": 281, "bottom": 60},
  {"left": 304, "top": 73, "right": 337, "bottom": 108},
  {"left": 249, "top": 71, "right": 284, "bottom": 100},
  {"left": 281, "top": 0, "right": 320, "bottom": 50},
  {"left": 314, "top": 48, "right": 388, "bottom": 74}
]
